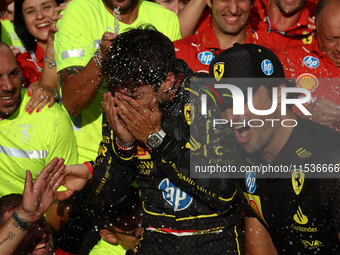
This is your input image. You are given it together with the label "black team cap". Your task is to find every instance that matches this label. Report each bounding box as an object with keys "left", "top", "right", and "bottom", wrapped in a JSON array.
[{"left": 208, "top": 43, "right": 286, "bottom": 107}]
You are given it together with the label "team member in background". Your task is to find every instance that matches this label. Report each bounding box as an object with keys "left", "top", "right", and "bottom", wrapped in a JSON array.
[
  {"left": 212, "top": 43, "right": 340, "bottom": 254},
  {"left": 1, "top": 2, "right": 26, "bottom": 54},
  {"left": 14, "top": 0, "right": 64, "bottom": 113},
  {"left": 0, "top": 158, "right": 73, "bottom": 255},
  {"left": 249, "top": 0, "right": 316, "bottom": 48},
  {"left": 88, "top": 188, "right": 143, "bottom": 255},
  {"left": 174, "top": 0, "right": 257, "bottom": 73},
  {"left": 285, "top": 0, "right": 340, "bottom": 131},
  {"left": 0, "top": 42, "right": 77, "bottom": 236}
]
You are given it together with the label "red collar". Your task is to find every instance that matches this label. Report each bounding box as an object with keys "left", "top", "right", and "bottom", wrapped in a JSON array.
[
  {"left": 34, "top": 44, "right": 45, "bottom": 64},
  {"left": 310, "top": 41, "right": 340, "bottom": 72},
  {"left": 203, "top": 20, "right": 221, "bottom": 50}
]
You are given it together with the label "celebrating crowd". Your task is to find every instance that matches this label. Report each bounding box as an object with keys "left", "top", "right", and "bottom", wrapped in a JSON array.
[{"left": 0, "top": 0, "right": 340, "bottom": 254}]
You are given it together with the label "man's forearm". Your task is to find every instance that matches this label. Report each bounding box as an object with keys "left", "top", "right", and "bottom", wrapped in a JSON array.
[
  {"left": 178, "top": 0, "right": 206, "bottom": 37},
  {"left": 0, "top": 207, "right": 37, "bottom": 255},
  {"left": 40, "top": 37, "right": 58, "bottom": 90},
  {"left": 0, "top": 217, "right": 27, "bottom": 255},
  {"left": 60, "top": 57, "right": 103, "bottom": 116},
  {"left": 92, "top": 117, "right": 137, "bottom": 202}
]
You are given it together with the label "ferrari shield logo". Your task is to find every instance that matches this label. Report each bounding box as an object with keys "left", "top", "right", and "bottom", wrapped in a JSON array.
[
  {"left": 292, "top": 170, "right": 305, "bottom": 195},
  {"left": 213, "top": 62, "right": 224, "bottom": 81},
  {"left": 184, "top": 104, "right": 194, "bottom": 125},
  {"left": 18, "top": 125, "right": 33, "bottom": 144},
  {"left": 302, "top": 31, "right": 313, "bottom": 45}
]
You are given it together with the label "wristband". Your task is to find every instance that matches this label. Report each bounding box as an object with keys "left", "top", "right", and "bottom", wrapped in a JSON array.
[
  {"left": 84, "top": 161, "right": 94, "bottom": 176},
  {"left": 115, "top": 137, "right": 135, "bottom": 151},
  {"left": 43, "top": 54, "right": 56, "bottom": 69},
  {"left": 12, "top": 209, "right": 34, "bottom": 231}
]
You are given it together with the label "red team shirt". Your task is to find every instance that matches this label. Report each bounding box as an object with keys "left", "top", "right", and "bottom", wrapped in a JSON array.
[
  {"left": 175, "top": 4, "right": 339, "bottom": 131},
  {"left": 174, "top": 20, "right": 257, "bottom": 73},
  {"left": 249, "top": 0, "right": 316, "bottom": 48},
  {"left": 16, "top": 44, "right": 43, "bottom": 86},
  {"left": 54, "top": 249, "right": 75, "bottom": 255},
  {"left": 284, "top": 42, "right": 340, "bottom": 131}
]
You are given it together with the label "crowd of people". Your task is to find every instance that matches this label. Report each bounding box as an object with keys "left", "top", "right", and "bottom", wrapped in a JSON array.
[{"left": 0, "top": 0, "right": 340, "bottom": 254}]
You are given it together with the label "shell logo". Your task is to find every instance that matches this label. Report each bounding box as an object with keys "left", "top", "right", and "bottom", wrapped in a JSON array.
[
  {"left": 249, "top": 198, "right": 263, "bottom": 220},
  {"left": 296, "top": 73, "right": 319, "bottom": 92}
]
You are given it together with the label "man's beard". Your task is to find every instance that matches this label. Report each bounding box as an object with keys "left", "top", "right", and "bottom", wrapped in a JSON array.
[{"left": 274, "top": 0, "right": 307, "bottom": 17}]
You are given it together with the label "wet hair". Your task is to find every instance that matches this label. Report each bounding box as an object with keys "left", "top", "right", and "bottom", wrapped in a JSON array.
[
  {"left": 14, "top": 0, "right": 63, "bottom": 52},
  {"left": 87, "top": 188, "right": 142, "bottom": 231},
  {"left": 0, "top": 194, "right": 22, "bottom": 227},
  {"left": 102, "top": 24, "right": 183, "bottom": 94}
]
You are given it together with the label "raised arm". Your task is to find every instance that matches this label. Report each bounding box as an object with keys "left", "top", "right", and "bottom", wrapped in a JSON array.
[
  {"left": 59, "top": 32, "right": 115, "bottom": 116},
  {"left": 178, "top": 0, "right": 207, "bottom": 37},
  {"left": 109, "top": 84, "right": 239, "bottom": 211},
  {"left": 0, "top": 158, "right": 65, "bottom": 255},
  {"left": 25, "top": 3, "right": 68, "bottom": 113}
]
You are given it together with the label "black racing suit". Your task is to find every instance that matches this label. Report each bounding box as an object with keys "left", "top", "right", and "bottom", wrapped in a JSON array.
[
  {"left": 237, "top": 118, "right": 340, "bottom": 254},
  {"left": 92, "top": 61, "right": 244, "bottom": 255}
]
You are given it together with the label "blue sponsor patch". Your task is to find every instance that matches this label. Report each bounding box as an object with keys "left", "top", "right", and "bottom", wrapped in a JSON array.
[
  {"left": 303, "top": 56, "right": 319, "bottom": 69},
  {"left": 159, "top": 178, "right": 193, "bottom": 211},
  {"left": 198, "top": 51, "right": 214, "bottom": 65},
  {"left": 245, "top": 172, "right": 256, "bottom": 194},
  {"left": 261, "top": 59, "right": 274, "bottom": 76}
]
